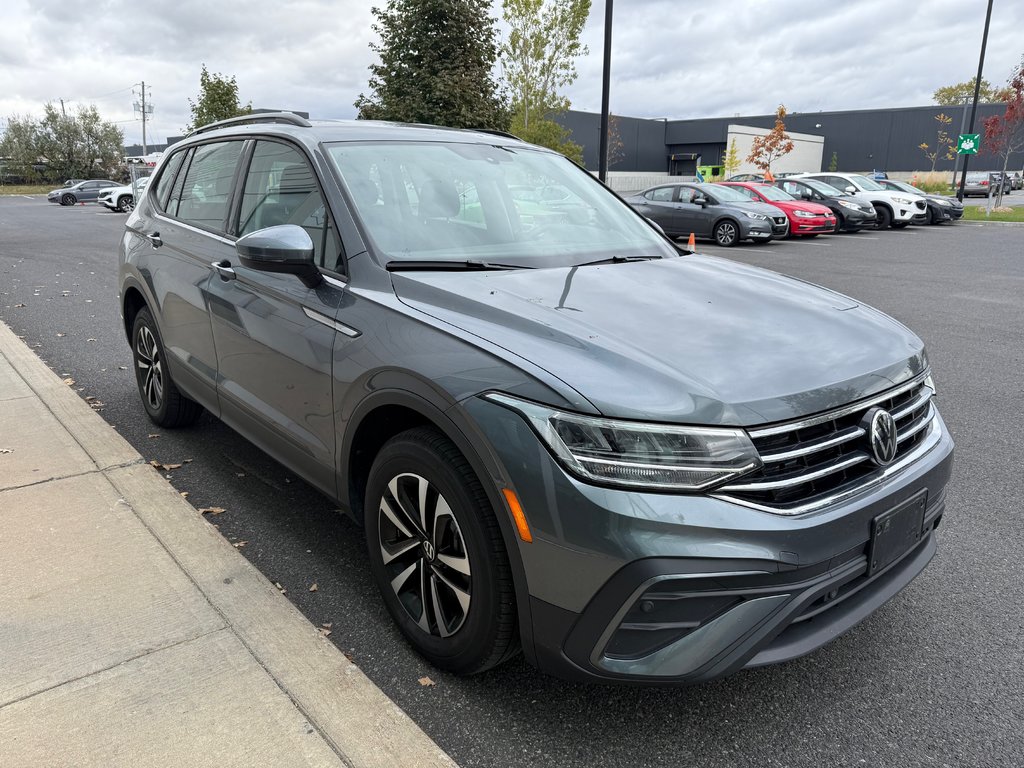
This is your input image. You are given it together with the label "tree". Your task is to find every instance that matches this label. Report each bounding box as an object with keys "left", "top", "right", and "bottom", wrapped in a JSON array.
[
  {"left": 0, "top": 114, "right": 44, "bottom": 182},
  {"left": 918, "top": 112, "right": 954, "bottom": 172},
  {"left": 724, "top": 138, "right": 741, "bottom": 177},
  {"left": 500, "top": 0, "right": 590, "bottom": 159},
  {"left": 746, "top": 105, "right": 794, "bottom": 174},
  {"left": 933, "top": 76, "right": 1011, "bottom": 106},
  {"left": 982, "top": 58, "right": 1024, "bottom": 207},
  {"left": 604, "top": 113, "right": 625, "bottom": 169},
  {"left": 355, "top": 0, "right": 508, "bottom": 131},
  {"left": 827, "top": 150, "right": 839, "bottom": 172},
  {"left": 186, "top": 65, "right": 251, "bottom": 132},
  {"left": 29, "top": 103, "right": 123, "bottom": 181}
]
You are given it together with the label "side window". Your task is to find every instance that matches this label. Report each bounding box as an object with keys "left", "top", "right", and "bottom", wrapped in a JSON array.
[
  {"left": 678, "top": 187, "right": 696, "bottom": 203},
  {"left": 174, "top": 141, "right": 243, "bottom": 232},
  {"left": 646, "top": 187, "right": 674, "bottom": 202},
  {"left": 732, "top": 186, "right": 756, "bottom": 200},
  {"left": 237, "top": 141, "right": 344, "bottom": 273},
  {"left": 152, "top": 150, "right": 186, "bottom": 211}
]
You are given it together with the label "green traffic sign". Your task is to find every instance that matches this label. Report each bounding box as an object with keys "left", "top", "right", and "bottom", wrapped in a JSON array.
[{"left": 957, "top": 134, "right": 980, "bottom": 155}]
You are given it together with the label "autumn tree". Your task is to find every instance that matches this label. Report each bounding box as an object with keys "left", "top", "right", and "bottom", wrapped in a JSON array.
[
  {"left": 933, "top": 76, "right": 1012, "bottom": 106},
  {"left": 356, "top": 0, "right": 508, "bottom": 130},
  {"left": 501, "top": 0, "right": 590, "bottom": 158},
  {"left": 918, "top": 112, "right": 954, "bottom": 172},
  {"left": 724, "top": 138, "right": 740, "bottom": 177},
  {"left": 982, "top": 57, "right": 1024, "bottom": 207},
  {"left": 604, "top": 113, "right": 625, "bottom": 169},
  {"left": 186, "top": 65, "right": 251, "bottom": 132},
  {"left": 746, "top": 105, "right": 794, "bottom": 174}
]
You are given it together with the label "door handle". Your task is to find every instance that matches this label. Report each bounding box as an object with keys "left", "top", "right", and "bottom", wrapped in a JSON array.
[
  {"left": 212, "top": 260, "right": 236, "bottom": 280},
  {"left": 145, "top": 231, "right": 162, "bottom": 248}
]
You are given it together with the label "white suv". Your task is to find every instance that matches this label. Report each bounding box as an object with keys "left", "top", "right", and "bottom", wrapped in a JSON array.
[
  {"left": 796, "top": 173, "right": 928, "bottom": 229},
  {"left": 98, "top": 177, "right": 150, "bottom": 213}
]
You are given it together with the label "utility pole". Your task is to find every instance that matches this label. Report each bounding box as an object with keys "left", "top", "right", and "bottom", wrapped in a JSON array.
[
  {"left": 598, "top": 0, "right": 613, "bottom": 183},
  {"left": 59, "top": 98, "right": 66, "bottom": 117},
  {"left": 140, "top": 81, "right": 148, "bottom": 156},
  {"left": 957, "top": 0, "right": 994, "bottom": 201}
]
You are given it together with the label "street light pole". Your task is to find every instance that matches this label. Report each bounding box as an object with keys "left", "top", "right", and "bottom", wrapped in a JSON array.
[
  {"left": 957, "top": 0, "right": 994, "bottom": 201},
  {"left": 598, "top": 0, "right": 613, "bottom": 183}
]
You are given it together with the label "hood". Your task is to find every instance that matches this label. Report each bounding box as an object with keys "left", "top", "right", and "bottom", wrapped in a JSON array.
[
  {"left": 729, "top": 201, "right": 787, "bottom": 218},
  {"left": 392, "top": 255, "right": 926, "bottom": 425},
  {"left": 762, "top": 199, "right": 833, "bottom": 216}
]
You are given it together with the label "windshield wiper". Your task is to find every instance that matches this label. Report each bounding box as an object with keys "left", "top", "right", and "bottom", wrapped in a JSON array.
[
  {"left": 572, "top": 255, "right": 663, "bottom": 267},
  {"left": 386, "top": 259, "right": 535, "bottom": 272}
]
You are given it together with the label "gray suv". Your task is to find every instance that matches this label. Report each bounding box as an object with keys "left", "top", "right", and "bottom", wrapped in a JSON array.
[{"left": 118, "top": 114, "right": 954, "bottom": 684}]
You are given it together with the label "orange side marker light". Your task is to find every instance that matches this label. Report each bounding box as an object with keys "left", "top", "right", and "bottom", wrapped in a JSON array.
[{"left": 502, "top": 488, "right": 533, "bottom": 543}]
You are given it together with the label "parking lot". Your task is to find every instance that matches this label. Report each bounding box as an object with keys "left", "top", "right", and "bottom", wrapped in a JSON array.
[{"left": 1, "top": 197, "right": 1023, "bottom": 767}]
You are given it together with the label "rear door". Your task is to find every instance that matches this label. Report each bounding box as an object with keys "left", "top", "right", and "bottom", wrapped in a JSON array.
[
  {"left": 205, "top": 139, "right": 348, "bottom": 495},
  {"left": 637, "top": 186, "right": 677, "bottom": 234}
]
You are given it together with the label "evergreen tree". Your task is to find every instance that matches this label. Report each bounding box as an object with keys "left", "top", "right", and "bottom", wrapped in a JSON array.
[{"left": 356, "top": 0, "right": 509, "bottom": 131}]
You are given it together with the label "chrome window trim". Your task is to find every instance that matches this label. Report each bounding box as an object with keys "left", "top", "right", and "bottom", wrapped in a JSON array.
[{"left": 154, "top": 212, "right": 236, "bottom": 246}]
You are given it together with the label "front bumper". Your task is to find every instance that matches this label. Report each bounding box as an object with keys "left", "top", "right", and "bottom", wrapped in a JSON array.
[
  {"left": 466, "top": 397, "right": 954, "bottom": 685},
  {"left": 791, "top": 215, "right": 837, "bottom": 235},
  {"left": 893, "top": 201, "right": 929, "bottom": 222}
]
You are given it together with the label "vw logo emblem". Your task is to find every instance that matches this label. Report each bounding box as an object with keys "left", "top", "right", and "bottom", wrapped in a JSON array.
[
  {"left": 421, "top": 540, "right": 435, "bottom": 560},
  {"left": 865, "top": 408, "right": 899, "bottom": 466}
]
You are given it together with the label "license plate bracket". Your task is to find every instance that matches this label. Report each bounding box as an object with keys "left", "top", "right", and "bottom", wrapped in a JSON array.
[{"left": 868, "top": 491, "right": 927, "bottom": 576}]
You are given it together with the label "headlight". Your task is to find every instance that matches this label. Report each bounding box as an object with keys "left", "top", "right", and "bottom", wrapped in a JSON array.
[
  {"left": 486, "top": 394, "right": 762, "bottom": 491},
  {"left": 742, "top": 212, "right": 767, "bottom": 220},
  {"left": 892, "top": 196, "right": 915, "bottom": 205},
  {"left": 794, "top": 210, "right": 817, "bottom": 218},
  {"left": 935, "top": 198, "right": 951, "bottom": 207},
  {"left": 837, "top": 200, "right": 859, "bottom": 210}
]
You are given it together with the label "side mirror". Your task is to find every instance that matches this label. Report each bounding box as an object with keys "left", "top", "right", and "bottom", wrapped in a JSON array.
[
  {"left": 845, "top": 185, "right": 857, "bottom": 195},
  {"left": 694, "top": 195, "right": 708, "bottom": 207},
  {"left": 236, "top": 225, "right": 322, "bottom": 288}
]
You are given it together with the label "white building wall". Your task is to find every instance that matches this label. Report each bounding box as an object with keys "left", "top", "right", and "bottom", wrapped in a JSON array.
[{"left": 726, "top": 124, "right": 824, "bottom": 175}]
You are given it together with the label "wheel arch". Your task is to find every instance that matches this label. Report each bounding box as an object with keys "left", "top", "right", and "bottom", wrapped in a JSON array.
[{"left": 340, "top": 385, "right": 537, "bottom": 662}]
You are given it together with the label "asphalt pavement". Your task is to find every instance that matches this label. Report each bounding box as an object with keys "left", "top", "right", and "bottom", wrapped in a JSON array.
[{"left": 1, "top": 196, "right": 1022, "bottom": 768}]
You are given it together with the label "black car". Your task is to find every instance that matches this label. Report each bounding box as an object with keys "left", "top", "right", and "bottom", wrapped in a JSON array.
[
  {"left": 774, "top": 178, "right": 877, "bottom": 232},
  {"left": 877, "top": 180, "right": 963, "bottom": 224}
]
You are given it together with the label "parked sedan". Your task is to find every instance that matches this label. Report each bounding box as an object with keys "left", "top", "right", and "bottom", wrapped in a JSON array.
[
  {"left": 46, "top": 179, "right": 119, "bottom": 206},
  {"left": 877, "top": 179, "right": 963, "bottom": 224},
  {"left": 626, "top": 183, "right": 788, "bottom": 246},
  {"left": 718, "top": 182, "right": 836, "bottom": 236},
  {"left": 775, "top": 178, "right": 877, "bottom": 232}
]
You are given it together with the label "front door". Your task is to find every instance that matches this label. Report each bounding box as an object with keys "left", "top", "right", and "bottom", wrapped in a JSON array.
[{"left": 206, "top": 140, "right": 348, "bottom": 495}]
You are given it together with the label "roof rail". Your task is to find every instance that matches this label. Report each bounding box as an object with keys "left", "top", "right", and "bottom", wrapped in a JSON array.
[{"left": 188, "top": 112, "right": 313, "bottom": 137}]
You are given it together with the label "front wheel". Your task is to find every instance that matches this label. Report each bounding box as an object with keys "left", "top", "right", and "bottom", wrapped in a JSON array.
[
  {"left": 61, "top": 193, "right": 75, "bottom": 206},
  {"left": 873, "top": 206, "right": 892, "bottom": 230},
  {"left": 131, "top": 307, "right": 203, "bottom": 427},
  {"left": 713, "top": 219, "right": 739, "bottom": 247},
  {"left": 117, "top": 195, "right": 135, "bottom": 213},
  {"left": 365, "top": 427, "right": 518, "bottom": 674}
]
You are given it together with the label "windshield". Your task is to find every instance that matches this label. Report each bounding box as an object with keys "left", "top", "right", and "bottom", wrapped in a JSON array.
[
  {"left": 890, "top": 181, "right": 921, "bottom": 195},
  {"left": 851, "top": 175, "right": 884, "bottom": 191},
  {"left": 750, "top": 185, "right": 793, "bottom": 202},
  {"left": 326, "top": 142, "right": 674, "bottom": 266},
  {"left": 803, "top": 179, "right": 844, "bottom": 196},
  {"left": 705, "top": 184, "right": 755, "bottom": 203}
]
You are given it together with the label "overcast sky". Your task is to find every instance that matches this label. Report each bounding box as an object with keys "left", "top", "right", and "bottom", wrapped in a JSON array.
[{"left": 2, "top": 0, "right": 1022, "bottom": 149}]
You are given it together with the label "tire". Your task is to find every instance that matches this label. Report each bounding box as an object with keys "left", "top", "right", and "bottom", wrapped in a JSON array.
[
  {"left": 61, "top": 193, "right": 75, "bottom": 206},
  {"left": 713, "top": 219, "right": 739, "bottom": 247},
  {"left": 117, "top": 195, "right": 135, "bottom": 213},
  {"left": 873, "top": 206, "right": 892, "bottom": 230},
  {"left": 365, "top": 427, "right": 518, "bottom": 674},
  {"left": 131, "top": 307, "right": 203, "bottom": 427}
]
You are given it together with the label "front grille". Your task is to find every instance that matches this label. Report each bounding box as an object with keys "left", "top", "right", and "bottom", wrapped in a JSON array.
[
  {"left": 715, "top": 376, "right": 937, "bottom": 514},
  {"left": 915, "top": 200, "right": 927, "bottom": 210}
]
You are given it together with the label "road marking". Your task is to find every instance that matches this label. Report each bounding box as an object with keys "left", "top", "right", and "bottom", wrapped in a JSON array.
[
  {"left": 22, "top": 195, "right": 35, "bottom": 200},
  {"left": 787, "top": 240, "right": 833, "bottom": 246}
]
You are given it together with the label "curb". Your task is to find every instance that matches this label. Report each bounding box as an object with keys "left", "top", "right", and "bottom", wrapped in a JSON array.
[
  {"left": 0, "top": 320, "right": 457, "bottom": 768},
  {"left": 961, "top": 218, "right": 1024, "bottom": 227}
]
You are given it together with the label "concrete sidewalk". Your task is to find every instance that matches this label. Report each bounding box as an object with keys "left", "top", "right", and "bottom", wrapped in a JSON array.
[{"left": 0, "top": 319, "right": 456, "bottom": 768}]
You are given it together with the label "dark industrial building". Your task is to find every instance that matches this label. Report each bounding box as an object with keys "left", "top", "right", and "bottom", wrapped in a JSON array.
[{"left": 558, "top": 104, "right": 1020, "bottom": 175}]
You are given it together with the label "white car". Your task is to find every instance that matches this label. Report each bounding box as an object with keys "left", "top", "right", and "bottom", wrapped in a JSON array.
[
  {"left": 98, "top": 177, "right": 149, "bottom": 213},
  {"left": 795, "top": 172, "right": 928, "bottom": 229}
]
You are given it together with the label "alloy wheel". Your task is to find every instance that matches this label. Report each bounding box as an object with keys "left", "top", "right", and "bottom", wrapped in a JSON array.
[
  {"left": 715, "top": 221, "right": 737, "bottom": 246},
  {"left": 378, "top": 472, "right": 472, "bottom": 638},
  {"left": 135, "top": 325, "right": 164, "bottom": 410}
]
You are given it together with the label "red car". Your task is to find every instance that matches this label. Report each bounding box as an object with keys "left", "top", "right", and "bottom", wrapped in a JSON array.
[{"left": 717, "top": 182, "right": 837, "bottom": 237}]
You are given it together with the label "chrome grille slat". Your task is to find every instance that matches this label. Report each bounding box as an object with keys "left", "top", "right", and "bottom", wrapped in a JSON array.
[{"left": 718, "top": 375, "right": 938, "bottom": 514}]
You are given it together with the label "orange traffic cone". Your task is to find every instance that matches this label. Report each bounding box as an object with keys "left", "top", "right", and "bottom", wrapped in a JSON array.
[
  {"left": 763, "top": 169, "right": 775, "bottom": 183},
  {"left": 687, "top": 232, "right": 696, "bottom": 251}
]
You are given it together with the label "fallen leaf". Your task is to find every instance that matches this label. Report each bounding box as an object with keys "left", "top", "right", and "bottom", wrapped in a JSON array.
[
  {"left": 233, "top": 540, "right": 248, "bottom": 548},
  {"left": 87, "top": 338, "right": 96, "bottom": 342},
  {"left": 62, "top": 377, "right": 75, "bottom": 386},
  {"left": 343, "top": 651, "right": 353, "bottom": 661},
  {"left": 309, "top": 583, "right": 318, "bottom": 592},
  {"left": 0, "top": 448, "right": 13, "bottom": 454},
  {"left": 56, "top": 333, "right": 65, "bottom": 337},
  {"left": 149, "top": 459, "right": 182, "bottom": 471},
  {"left": 14, "top": 303, "right": 26, "bottom": 308},
  {"left": 180, "top": 491, "right": 189, "bottom": 497},
  {"left": 199, "top": 506, "right": 226, "bottom": 515},
  {"left": 418, "top": 676, "right": 436, "bottom": 687},
  {"left": 118, "top": 365, "right": 128, "bottom": 370},
  {"left": 319, "top": 627, "right": 333, "bottom": 637},
  {"left": 274, "top": 582, "right": 287, "bottom": 593},
  {"left": 321, "top": 622, "right": 333, "bottom": 629},
  {"left": 147, "top": 434, "right": 160, "bottom": 439}
]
